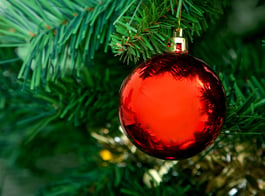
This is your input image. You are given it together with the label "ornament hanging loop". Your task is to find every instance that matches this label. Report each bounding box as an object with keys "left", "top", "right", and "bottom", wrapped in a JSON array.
[{"left": 168, "top": 0, "right": 188, "bottom": 54}]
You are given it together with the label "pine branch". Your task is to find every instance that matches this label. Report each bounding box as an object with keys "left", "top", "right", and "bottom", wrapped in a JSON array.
[
  {"left": 0, "top": 0, "right": 133, "bottom": 88},
  {"left": 222, "top": 74, "right": 265, "bottom": 140},
  {"left": 0, "top": 51, "right": 126, "bottom": 143},
  {"left": 111, "top": 0, "right": 228, "bottom": 63}
]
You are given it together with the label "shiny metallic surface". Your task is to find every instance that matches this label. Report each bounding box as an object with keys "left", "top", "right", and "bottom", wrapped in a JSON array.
[{"left": 119, "top": 53, "right": 226, "bottom": 160}]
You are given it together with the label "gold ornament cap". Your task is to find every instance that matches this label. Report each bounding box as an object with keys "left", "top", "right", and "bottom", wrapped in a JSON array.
[{"left": 168, "top": 28, "right": 188, "bottom": 54}]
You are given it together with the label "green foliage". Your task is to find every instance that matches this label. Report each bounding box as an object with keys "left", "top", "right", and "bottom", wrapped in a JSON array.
[
  {"left": 111, "top": 0, "right": 228, "bottom": 63},
  {"left": 223, "top": 74, "right": 265, "bottom": 141},
  {"left": 0, "top": 52, "right": 127, "bottom": 146},
  {"left": 0, "top": 0, "right": 229, "bottom": 88},
  {"left": 0, "top": 0, "right": 133, "bottom": 88}
]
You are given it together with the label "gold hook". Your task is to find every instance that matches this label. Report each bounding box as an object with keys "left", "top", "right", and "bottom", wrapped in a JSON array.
[
  {"left": 168, "top": 1, "right": 187, "bottom": 53},
  {"left": 176, "top": 0, "right": 182, "bottom": 33}
]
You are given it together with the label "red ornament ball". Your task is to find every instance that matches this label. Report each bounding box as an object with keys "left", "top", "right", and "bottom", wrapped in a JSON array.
[{"left": 119, "top": 53, "right": 226, "bottom": 160}]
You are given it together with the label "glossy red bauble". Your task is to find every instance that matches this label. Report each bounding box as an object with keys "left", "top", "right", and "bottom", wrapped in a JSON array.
[{"left": 119, "top": 53, "right": 226, "bottom": 160}]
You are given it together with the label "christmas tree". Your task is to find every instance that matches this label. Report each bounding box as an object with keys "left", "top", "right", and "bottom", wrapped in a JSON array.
[{"left": 0, "top": 0, "right": 265, "bottom": 195}]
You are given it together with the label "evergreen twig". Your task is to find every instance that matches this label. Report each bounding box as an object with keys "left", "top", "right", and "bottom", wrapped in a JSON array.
[
  {"left": 0, "top": 0, "right": 133, "bottom": 88},
  {"left": 111, "top": 0, "right": 228, "bottom": 63}
]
